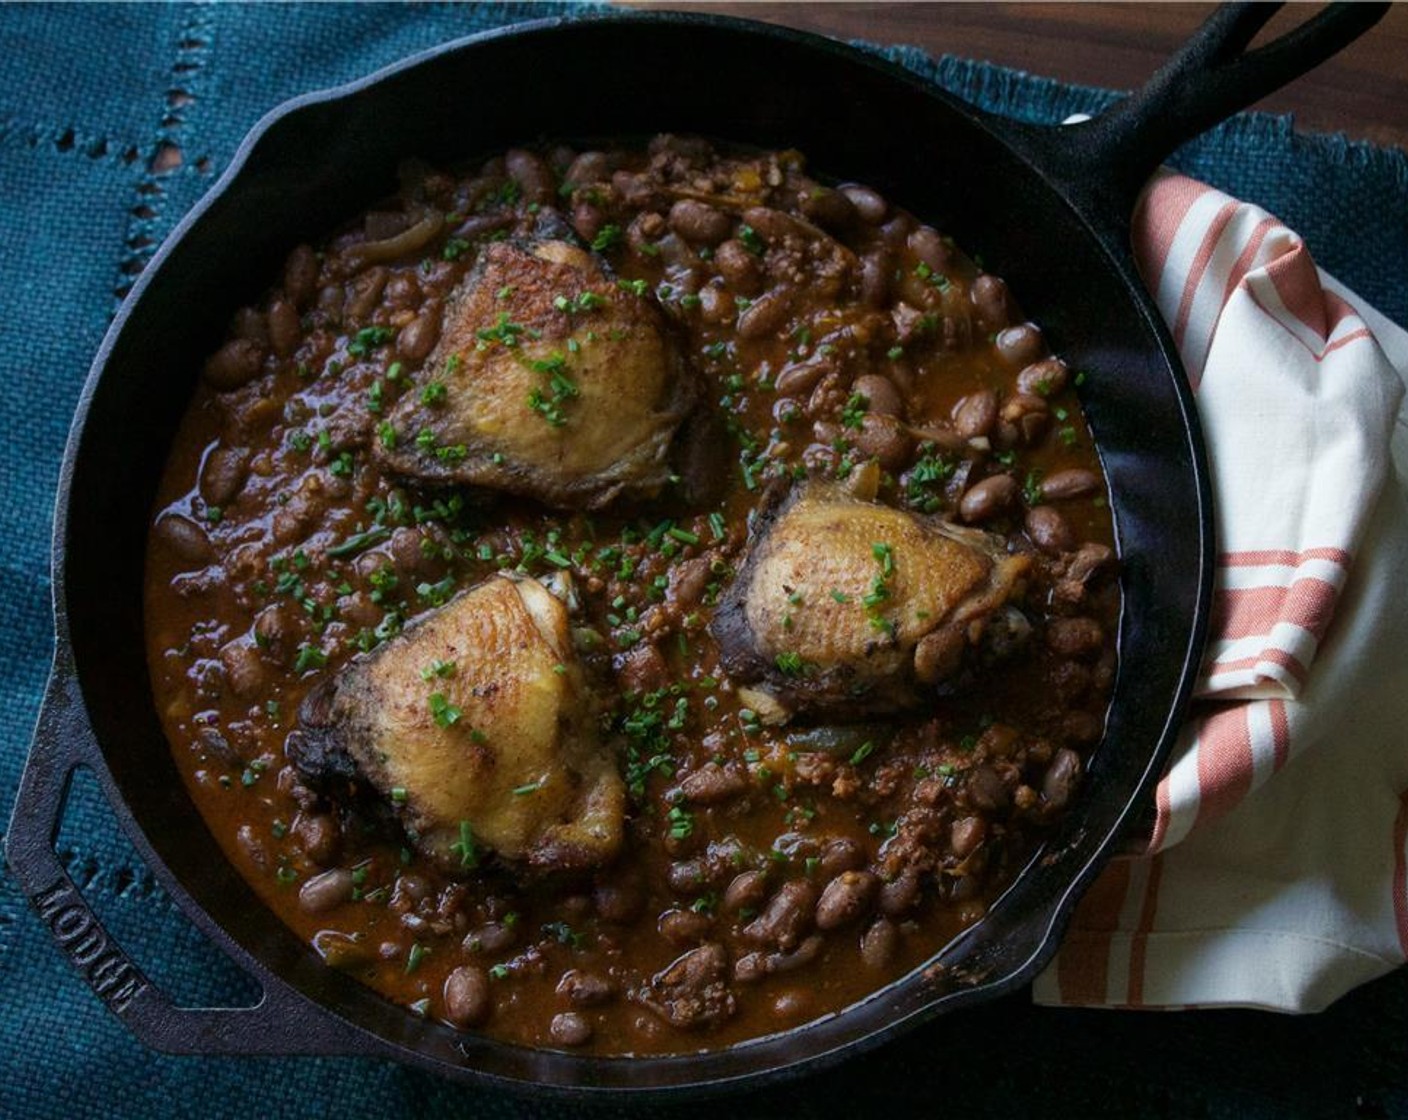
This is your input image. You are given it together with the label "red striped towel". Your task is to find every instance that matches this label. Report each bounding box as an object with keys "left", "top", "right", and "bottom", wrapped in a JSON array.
[{"left": 1032, "top": 170, "right": 1408, "bottom": 1011}]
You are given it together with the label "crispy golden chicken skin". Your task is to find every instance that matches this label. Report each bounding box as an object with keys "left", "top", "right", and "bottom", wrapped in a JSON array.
[
  {"left": 710, "top": 483, "right": 1032, "bottom": 719},
  {"left": 288, "top": 573, "right": 624, "bottom": 872},
  {"left": 376, "top": 222, "right": 697, "bottom": 509}
]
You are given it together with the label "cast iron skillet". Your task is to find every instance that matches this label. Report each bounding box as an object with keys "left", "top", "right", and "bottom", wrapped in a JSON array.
[{"left": 5, "top": 1, "right": 1387, "bottom": 1098}]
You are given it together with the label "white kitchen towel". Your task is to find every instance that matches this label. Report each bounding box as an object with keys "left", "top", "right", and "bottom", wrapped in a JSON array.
[{"left": 1032, "top": 170, "right": 1408, "bottom": 1011}]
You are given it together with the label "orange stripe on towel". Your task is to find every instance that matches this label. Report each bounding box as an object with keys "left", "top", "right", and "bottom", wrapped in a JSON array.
[
  {"left": 1220, "top": 215, "right": 1281, "bottom": 306},
  {"left": 1269, "top": 700, "right": 1291, "bottom": 772},
  {"left": 1264, "top": 241, "right": 1328, "bottom": 340},
  {"left": 1194, "top": 706, "right": 1254, "bottom": 827},
  {"left": 1056, "top": 859, "right": 1134, "bottom": 1005},
  {"left": 1134, "top": 175, "right": 1216, "bottom": 287},
  {"left": 1211, "top": 577, "right": 1341, "bottom": 642},
  {"left": 1126, "top": 855, "right": 1165, "bottom": 1007},
  {"left": 1218, "top": 547, "right": 1351, "bottom": 568},
  {"left": 1172, "top": 200, "right": 1240, "bottom": 348}
]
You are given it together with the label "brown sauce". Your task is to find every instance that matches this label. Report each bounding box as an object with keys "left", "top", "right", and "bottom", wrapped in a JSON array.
[{"left": 144, "top": 136, "right": 1119, "bottom": 1054}]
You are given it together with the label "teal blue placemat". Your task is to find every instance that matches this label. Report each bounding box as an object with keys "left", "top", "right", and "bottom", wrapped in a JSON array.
[{"left": 3, "top": 4, "right": 1406, "bottom": 1117}]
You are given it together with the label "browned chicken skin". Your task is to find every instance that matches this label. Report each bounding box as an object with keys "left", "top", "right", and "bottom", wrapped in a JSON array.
[
  {"left": 288, "top": 573, "right": 624, "bottom": 872},
  {"left": 711, "top": 482, "right": 1033, "bottom": 719},
  {"left": 376, "top": 218, "right": 697, "bottom": 509}
]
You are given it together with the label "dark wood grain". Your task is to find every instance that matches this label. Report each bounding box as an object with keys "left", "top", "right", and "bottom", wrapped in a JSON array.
[{"left": 625, "top": 2, "right": 1408, "bottom": 151}]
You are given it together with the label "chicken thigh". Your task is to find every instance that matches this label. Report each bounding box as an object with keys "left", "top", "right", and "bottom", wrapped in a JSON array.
[
  {"left": 287, "top": 573, "right": 624, "bottom": 872},
  {"left": 376, "top": 219, "right": 696, "bottom": 509},
  {"left": 710, "top": 483, "right": 1032, "bottom": 719}
]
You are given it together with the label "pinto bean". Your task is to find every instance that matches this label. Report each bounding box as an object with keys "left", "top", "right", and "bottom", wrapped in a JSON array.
[
  {"left": 346, "top": 266, "right": 388, "bottom": 322},
  {"left": 557, "top": 969, "right": 615, "bottom": 1008},
  {"left": 550, "top": 1012, "right": 593, "bottom": 1047},
  {"left": 960, "top": 474, "right": 1018, "bottom": 523},
  {"left": 659, "top": 908, "right": 713, "bottom": 947},
  {"left": 669, "top": 199, "right": 732, "bottom": 244},
  {"left": 877, "top": 869, "right": 921, "bottom": 917},
  {"left": 1042, "top": 748, "right": 1083, "bottom": 811},
  {"left": 298, "top": 868, "right": 353, "bottom": 914},
  {"left": 740, "top": 206, "right": 802, "bottom": 245},
  {"left": 770, "top": 937, "right": 825, "bottom": 977},
  {"left": 1047, "top": 617, "right": 1105, "bottom": 659},
  {"left": 714, "top": 239, "right": 763, "bottom": 295},
  {"left": 840, "top": 183, "right": 887, "bottom": 224},
  {"left": 878, "top": 214, "right": 913, "bottom": 248},
  {"left": 723, "top": 870, "right": 769, "bottom": 915},
  {"left": 853, "top": 374, "right": 903, "bottom": 418},
  {"left": 197, "top": 727, "right": 241, "bottom": 769},
  {"left": 1069, "top": 542, "right": 1116, "bottom": 585},
  {"left": 203, "top": 338, "right": 265, "bottom": 390},
  {"left": 396, "top": 307, "right": 441, "bottom": 364},
  {"left": 908, "top": 226, "right": 952, "bottom": 273},
  {"left": 293, "top": 812, "right": 341, "bottom": 867},
  {"left": 565, "top": 150, "right": 611, "bottom": 186},
  {"left": 776, "top": 358, "right": 830, "bottom": 397},
  {"left": 995, "top": 323, "right": 1046, "bottom": 368},
  {"left": 571, "top": 200, "right": 605, "bottom": 243},
  {"left": 464, "top": 920, "right": 516, "bottom": 954},
  {"left": 266, "top": 298, "right": 302, "bottom": 358},
  {"left": 1041, "top": 468, "right": 1102, "bottom": 501},
  {"left": 950, "top": 816, "right": 987, "bottom": 859},
  {"left": 737, "top": 290, "right": 789, "bottom": 339},
  {"left": 735, "top": 936, "right": 822, "bottom": 984},
  {"left": 860, "top": 918, "right": 899, "bottom": 969},
  {"left": 800, "top": 186, "right": 858, "bottom": 231},
  {"left": 667, "top": 859, "right": 709, "bottom": 895},
  {"left": 860, "top": 250, "right": 892, "bottom": 308},
  {"left": 444, "top": 965, "right": 491, "bottom": 1027},
  {"left": 1025, "top": 506, "right": 1077, "bottom": 553},
  {"left": 970, "top": 274, "right": 1012, "bottom": 330},
  {"left": 156, "top": 513, "right": 212, "bottom": 564},
  {"left": 679, "top": 762, "right": 749, "bottom": 805},
  {"left": 219, "top": 640, "right": 266, "bottom": 700},
  {"left": 1017, "top": 357, "right": 1070, "bottom": 397},
  {"left": 200, "top": 446, "right": 248, "bottom": 507},
  {"left": 388, "top": 526, "right": 437, "bottom": 578},
  {"left": 819, "top": 837, "right": 866, "bottom": 878},
  {"left": 505, "top": 148, "right": 554, "bottom": 205},
  {"left": 953, "top": 389, "right": 998, "bottom": 439},
  {"left": 253, "top": 602, "right": 299, "bottom": 659},
  {"left": 283, "top": 244, "right": 319, "bottom": 309},
  {"left": 742, "top": 880, "right": 817, "bottom": 950},
  {"left": 853, "top": 413, "right": 912, "bottom": 470},
  {"left": 815, "top": 871, "right": 879, "bottom": 930}
]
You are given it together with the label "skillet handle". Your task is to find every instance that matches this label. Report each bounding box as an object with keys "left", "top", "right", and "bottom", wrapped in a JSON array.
[
  {"left": 4, "top": 654, "right": 379, "bottom": 1058},
  {"left": 1006, "top": 1, "right": 1389, "bottom": 221}
]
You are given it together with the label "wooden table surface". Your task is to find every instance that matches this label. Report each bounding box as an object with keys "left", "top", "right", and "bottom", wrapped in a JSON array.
[{"left": 625, "top": 2, "right": 1408, "bottom": 151}]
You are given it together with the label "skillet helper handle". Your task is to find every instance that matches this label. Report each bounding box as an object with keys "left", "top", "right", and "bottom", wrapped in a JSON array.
[
  {"left": 1017, "top": 1, "right": 1390, "bottom": 219},
  {"left": 4, "top": 655, "right": 377, "bottom": 1057}
]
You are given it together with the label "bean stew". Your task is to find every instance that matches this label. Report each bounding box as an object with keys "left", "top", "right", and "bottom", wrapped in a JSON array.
[{"left": 145, "top": 135, "right": 1119, "bottom": 1055}]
